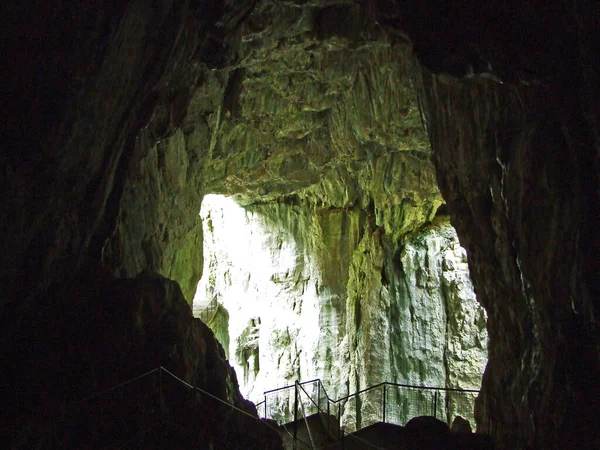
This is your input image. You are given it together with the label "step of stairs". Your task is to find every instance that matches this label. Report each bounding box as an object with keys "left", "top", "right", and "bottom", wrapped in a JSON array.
[{"left": 279, "top": 420, "right": 493, "bottom": 450}]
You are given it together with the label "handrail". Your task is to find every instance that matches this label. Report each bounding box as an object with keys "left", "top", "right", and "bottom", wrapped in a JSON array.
[
  {"left": 297, "top": 382, "right": 321, "bottom": 410},
  {"left": 160, "top": 366, "right": 276, "bottom": 424},
  {"left": 335, "top": 382, "right": 386, "bottom": 403},
  {"left": 259, "top": 375, "right": 481, "bottom": 448},
  {"left": 297, "top": 381, "right": 316, "bottom": 449},
  {"left": 199, "top": 297, "right": 219, "bottom": 323},
  {"left": 316, "top": 379, "right": 335, "bottom": 404},
  {"left": 261, "top": 378, "right": 479, "bottom": 406},
  {"left": 335, "top": 380, "right": 479, "bottom": 404},
  {"left": 52, "top": 366, "right": 285, "bottom": 448},
  {"left": 292, "top": 379, "right": 392, "bottom": 450},
  {"left": 264, "top": 378, "right": 322, "bottom": 395},
  {"left": 71, "top": 367, "right": 161, "bottom": 406},
  {"left": 382, "top": 381, "right": 480, "bottom": 393}
]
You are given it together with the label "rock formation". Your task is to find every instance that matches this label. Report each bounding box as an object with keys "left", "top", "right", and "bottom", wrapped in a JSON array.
[
  {"left": 2, "top": 0, "right": 599, "bottom": 449},
  {"left": 7, "top": 269, "right": 282, "bottom": 448},
  {"left": 410, "top": 3, "right": 600, "bottom": 446},
  {"left": 194, "top": 195, "right": 487, "bottom": 427}
]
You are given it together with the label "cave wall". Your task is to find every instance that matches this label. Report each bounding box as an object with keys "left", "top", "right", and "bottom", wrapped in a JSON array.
[
  {"left": 194, "top": 195, "right": 488, "bottom": 427},
  {"left": 404, "top": 2, "right": 600, "bottom": 448},
  {"left": 419, "top": 69, "right": 600, "bottom": 448},
  {"left": 2, "top": 0, "right": 213, "bottom": 306},
  {"left": 102, "top": 130, "right": 205, "bottom": 301},
  {"left": 1, "top": 1, "right": 283, "bottom": 448}
]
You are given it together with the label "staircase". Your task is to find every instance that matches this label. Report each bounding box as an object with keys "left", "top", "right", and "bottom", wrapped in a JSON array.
[
  {"left": 256, "top": 379, "right": 491, "bottom": 450},
  {"left": 46, "top": 366, "right": 490, "bottom": 449}
]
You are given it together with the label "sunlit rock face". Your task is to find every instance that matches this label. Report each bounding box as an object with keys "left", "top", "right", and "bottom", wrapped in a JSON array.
[
  {"left": 397, "top": 221, "right": 488, "bottom": 392},
  {"left": 194, "top": 195, "right": 487, "bottom": 426},
  {"left": 193, "top": 195, "right": 323, "bottom": 395}
]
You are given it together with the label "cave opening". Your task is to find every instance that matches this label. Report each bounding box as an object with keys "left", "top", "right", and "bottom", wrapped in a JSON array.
[{"left": 192, "top": 193, "right": 488, "bottom": 426}]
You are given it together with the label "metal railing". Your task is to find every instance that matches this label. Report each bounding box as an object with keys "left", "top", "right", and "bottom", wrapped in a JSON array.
[
  {"left": 335, "top": 381, "right": 479, "bottom": 434},
  {"left": 198, "top": 297, "right": 219, "bottom": 324},
  {"left": 257, "top": 378, "right": 480, "bottom": 447},
  {"left": 258, "top": 379, "right": 323, "bottom": 424},
  {"left": 41, "top": 367, "right": 281, "bottom": 449}
]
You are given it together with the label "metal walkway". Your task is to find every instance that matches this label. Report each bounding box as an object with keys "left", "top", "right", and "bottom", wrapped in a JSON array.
[{"left": 255, "top": 378, "right": 484, "bottom": 450}]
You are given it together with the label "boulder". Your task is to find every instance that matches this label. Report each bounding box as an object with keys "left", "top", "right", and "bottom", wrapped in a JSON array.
[{"left": 451, "top": 415, "right": 473, "bottom": 434}]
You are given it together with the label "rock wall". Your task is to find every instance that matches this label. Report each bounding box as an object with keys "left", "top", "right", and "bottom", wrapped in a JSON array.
[
  {"left": 194, "top": 195, "right": 487, "bottom": 427},
  {"left": 1, "top": 1, "right": 283, "bottom": 448},
  {"left": 407, "top": 3, "right": 600, "bottom": 447},
  {"left": 102, "top": 130, "right": 205, "bottom": 301},
  {"left": 2, "top": 0, "right": 209, "bottom": 305},
  {"left": 4, "top": 269, "right": 282, "bottom": 449},
  {"left": 419, "top": 67, "right": 600, "bottom": 448}
]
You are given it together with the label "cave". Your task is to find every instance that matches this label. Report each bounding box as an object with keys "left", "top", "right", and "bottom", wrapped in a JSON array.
[{"left": 2, "top": 1, "right": 599, "bottom": 449}]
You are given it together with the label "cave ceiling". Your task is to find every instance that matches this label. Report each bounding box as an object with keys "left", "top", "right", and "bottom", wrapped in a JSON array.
[
  {"left": 103, "top": 0, "right": 445, "bottom": 298},
  {"left": 188, "top": 0, "right": 434, "bottom": 205}
]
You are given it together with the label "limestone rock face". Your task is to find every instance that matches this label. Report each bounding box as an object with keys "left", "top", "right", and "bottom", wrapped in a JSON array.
[
  {"left": 395, "top": 220, "right": 488, "bottom": 390},
  {"left": 104, "top": 5, "right": 441, "bottom": 299},
  {"left": 102, "top": 130, "right": 205, "bottom": 301},
  {"left": 194, "top": 194, "right": 487, "bottom": 427}
]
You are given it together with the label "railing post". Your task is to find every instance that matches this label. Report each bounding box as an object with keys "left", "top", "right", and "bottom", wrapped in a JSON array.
[
  {"left": 339, "top": 402, "right": 345, "bottom": 449},
  {"left": 159, "top": 367, "right": 164, "bottom": 413},
  {"left": 293, "top": 382, "right": 298, "bottom": 450},
  {"left": 159, "top": 367, "right": 164, "bottom": 445},
  {"left": 337, "top": 403, "right": 342, "bottom": 440},
  {"left": 382, "top": 384, "right": 387, "bottom": 423},
  {"left": 317, "top": 382, "right": 321, "bottom": 412},
  {"left": 264, "top": 394, "right": 267, "bottom": 419},
  {"left": 433, "top": 391, "right": 438, "bottom": 419}
]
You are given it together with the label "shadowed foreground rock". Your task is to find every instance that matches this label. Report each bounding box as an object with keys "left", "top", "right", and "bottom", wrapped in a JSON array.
[
  {"left": 326, "top": 420, "right": 492, "bottom": 450},
  {"left": 5, "top": 269, "right": 282, "bottom": 449}
]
